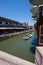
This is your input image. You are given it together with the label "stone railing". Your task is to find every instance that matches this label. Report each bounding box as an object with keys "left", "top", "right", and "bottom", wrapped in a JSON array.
[
  {"left": 0, "top": 47, "right": 43, "bottom": 65},
  {"left": 0, "top": 51, "right": 35, "bottom": 65},
  {"left": 35, "top": 47, "right": 43, "bottom": 65}
]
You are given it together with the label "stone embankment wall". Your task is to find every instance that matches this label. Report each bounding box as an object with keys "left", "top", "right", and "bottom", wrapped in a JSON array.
[{"left": 0, "top": 30, "right": 33, "bottom": 41}]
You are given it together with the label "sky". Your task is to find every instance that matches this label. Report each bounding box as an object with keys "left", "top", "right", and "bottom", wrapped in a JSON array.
[{"left": 0, "top": 0, "right": 36, "bottom": 25}]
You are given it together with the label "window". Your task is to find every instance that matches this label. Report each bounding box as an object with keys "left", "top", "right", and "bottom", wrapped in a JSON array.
[
  {"left": 39, "top": 6, "right": 43, "bottom": 17},
  {"left": 12, "top": 23, "right": 14, "bottom": 25},
  {"left": 40, "top": 25, "right": 43, "bottom": 43},
  {"left": 40, "top": 36, "right": 43, "bottom": 43},
  {"left": 41, "top": 25, "right": 43, "bottom": 34},
  {"left": 0, "top": 21, "right": 2, "bottom": 24},
  {"left": 10, "top": 23, "right": 12, "bottom": 25},
  {"left": 2, "top": 21, "right": 5, "bottom": 24},
  {"left": 42, "top": 7, "right": 43, "bottom": 16},
  {"left": 5, "top": 22, "right": 8, "bottom": 24}
]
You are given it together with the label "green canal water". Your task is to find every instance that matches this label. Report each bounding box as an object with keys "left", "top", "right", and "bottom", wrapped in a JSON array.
[{"left": 0, "top": 32, "right": 35, "bottom": 63}]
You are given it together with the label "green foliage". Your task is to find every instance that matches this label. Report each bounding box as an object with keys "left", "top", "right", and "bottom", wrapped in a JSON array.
[
  {"left": 23, "top": 22, "right": 28, "bottom": 26},
  {"left": 34, "top": 22, "right": 37, "bottom": 30}
]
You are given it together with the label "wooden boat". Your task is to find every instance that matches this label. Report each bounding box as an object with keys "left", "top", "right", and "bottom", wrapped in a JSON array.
[
  {"left": 23, "top": 37, "right": 30, "bottom": 40},
  {"left": 28, "top": 34, "right": 32, "bottom": 37},
  {"left": 23, "top": 34, "right": 32, "bottom": 40}
]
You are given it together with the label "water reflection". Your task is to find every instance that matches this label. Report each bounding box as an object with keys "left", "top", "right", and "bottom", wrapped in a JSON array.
[
  {"left": 31, "top": 36, "right": 38, "bottom": 46},
  {"left": 30, "top": 35, "right": 38, "bottom": 54},
  {"left": 30, "top": 46, "right": 36, "bottom": 54},
  {"left": 0, "top": 32, "right": 36, "bottom": 63}
]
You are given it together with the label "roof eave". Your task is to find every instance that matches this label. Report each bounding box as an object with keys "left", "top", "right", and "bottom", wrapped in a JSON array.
[{"left": 29, "top": 0, "right": 43, "bottom": 5}]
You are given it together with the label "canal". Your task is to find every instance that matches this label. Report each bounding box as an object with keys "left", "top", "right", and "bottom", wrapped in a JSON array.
[{"left": 0, "top": 32, "right": 37, "bottom": 63}]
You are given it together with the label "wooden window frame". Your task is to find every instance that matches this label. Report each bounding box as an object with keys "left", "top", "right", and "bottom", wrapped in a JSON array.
[{"left": 39, "top": 25, "right": 43, "bottom": 45}]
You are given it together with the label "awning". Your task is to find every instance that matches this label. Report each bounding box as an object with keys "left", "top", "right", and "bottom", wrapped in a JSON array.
[
  {"left": 30, "top": 5, "right": 43, "bottom": 19},
  {"left": 30, "top": 6, "right": 39, "bottom": 14},
  {"left": 31, "top": 6, "right": 39, "bottom": 19},
  {"left": 29, "top": 0, "right": 43, "bottom": 5}
]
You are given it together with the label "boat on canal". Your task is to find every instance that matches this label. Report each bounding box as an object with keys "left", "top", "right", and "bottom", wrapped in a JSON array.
[
  {"left": 27, "top": 34, "right": 32, "bottom": 37},
  {"left": 23, "top": 36, "right": 30, "bottom": 40},
  {"left": 23, "top": 34, "right": 32, "bottom": 40}
]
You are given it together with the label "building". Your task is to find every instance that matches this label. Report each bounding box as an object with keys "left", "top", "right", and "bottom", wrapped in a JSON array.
[
  {"left": 0, "top": 17, "right": 24, "bottom": 37},
  {"left": 37, "top": 6, "right": 43, "bottom": 45},
  {"left": 29, "top": 0, "right": 43, "bottom": 46},
  {"left": 0, "top": 17, "right": 32, "bottom": 39},
  {"left": 29, "top": 0, "right": 43, "bottom": 5}
]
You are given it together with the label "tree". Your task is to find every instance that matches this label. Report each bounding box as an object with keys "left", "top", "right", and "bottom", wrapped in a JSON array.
[
  {"left": 34, "top": 22, "right": 37, "bottom": 30},
  {"left": 27, "top": 22, "right": 28, "bottom": 26}
]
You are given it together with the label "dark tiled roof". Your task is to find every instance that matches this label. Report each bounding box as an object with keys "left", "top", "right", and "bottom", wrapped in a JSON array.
[{"left": 0, "top": 16, "right": 22, "bottom": 25}]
